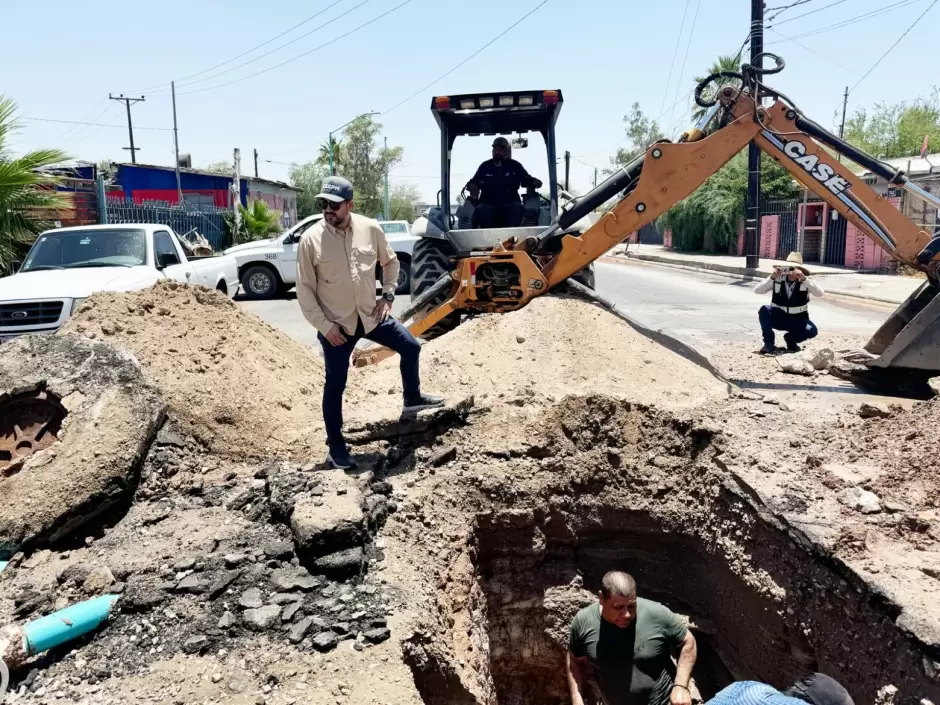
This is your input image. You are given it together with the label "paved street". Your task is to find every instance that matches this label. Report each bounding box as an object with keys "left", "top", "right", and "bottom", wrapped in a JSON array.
[{"left": 239, "top": 260, "right": 896, "bottom": 356}]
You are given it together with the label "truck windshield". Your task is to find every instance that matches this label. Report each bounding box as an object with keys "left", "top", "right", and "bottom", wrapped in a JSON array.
[{"left": 21, "top": 228, "right": 147, "bottom": 272}]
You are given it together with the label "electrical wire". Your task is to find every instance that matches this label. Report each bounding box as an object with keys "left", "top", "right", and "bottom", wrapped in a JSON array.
[
  {"left": 380, "top": 0, "right": 550, "bottom": 115},
  {"left": 849, "top": 0, "right": 937, "bottom": 93},
  {"left": 53, "top": 99, "right": 106, "bottom": 142},
  {"left": 668, "top": 0, "right": 702, "bottom": 135},
  {"left": 768, "top": 0, "right": 846, "bottom": 27},
  {"left": 22, "top": 116, "right": 171, "bottom": 131},
  {"left": 167, "top": 0, "right": 372, "bottom": 91},
  {"left": 657, "top": 0, "right": 692, "bottom": 122},
  {"left": 178, "top": 0, "right": 414, "bottom": 96},
  {"left": 765, "top": 0, "right": 814, "bottom": 23},
  {"left": 773, "top": 0, "right": 923, "bottom": 42},
  {"left": 766, "top": 27, "right": 858, "bottom": 75},
  {"left": 122, "top": 0, "right": 351, "bottom": 94}
]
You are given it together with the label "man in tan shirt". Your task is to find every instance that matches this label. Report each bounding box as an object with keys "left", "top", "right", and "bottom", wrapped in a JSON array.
[{"left": 296, "top": 176, "right": 444, "bottom": 470}]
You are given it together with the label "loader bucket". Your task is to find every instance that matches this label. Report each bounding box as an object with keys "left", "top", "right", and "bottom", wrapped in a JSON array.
[{"left": 865, "top": 280, "right": 940, "bottom": 372}]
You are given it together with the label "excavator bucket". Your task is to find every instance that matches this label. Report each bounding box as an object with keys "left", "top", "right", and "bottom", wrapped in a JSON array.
[{"left": 865, "top": 281, "right": 940, "bottom": 371}]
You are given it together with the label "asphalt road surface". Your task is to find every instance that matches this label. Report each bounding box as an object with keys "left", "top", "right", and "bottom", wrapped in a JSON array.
[{"left": 238, "top": 259, "right": 895, "bottom": 355}]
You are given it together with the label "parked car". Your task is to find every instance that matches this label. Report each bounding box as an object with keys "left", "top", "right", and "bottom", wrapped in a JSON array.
[
  {"left": 0, "top": 223, "right": 239, "bottom": 341},
  {"left": 225, "top": 215, "right": 419, "bottom": 299}
]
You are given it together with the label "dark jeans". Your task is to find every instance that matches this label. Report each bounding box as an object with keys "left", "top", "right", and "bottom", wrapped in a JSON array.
[
  {"left": 758, "top": 304, "right": 818, "bottom": 347},
  {"left": 318, "top": 317, "right": 421, "bottom": 450},
  {"left": 474, "top": 201, "right": 523, "bottom": 229}
]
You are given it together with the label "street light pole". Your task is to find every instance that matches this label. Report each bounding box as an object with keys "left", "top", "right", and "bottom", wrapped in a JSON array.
[{"left": 328, "top": 111, "right": 379, "bottom": 176}]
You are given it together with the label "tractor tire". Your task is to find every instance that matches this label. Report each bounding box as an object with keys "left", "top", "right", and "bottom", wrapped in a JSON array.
[
  {"left": 570, "top": 263, "right": 595, "bottom": 290},
  {"left": 410, "top": 238, "right": 460, "bottom": 340}
]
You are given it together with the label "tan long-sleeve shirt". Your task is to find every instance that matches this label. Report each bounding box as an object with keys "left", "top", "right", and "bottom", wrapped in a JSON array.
[{"left": 296, "top": 212, "right": 400, "bottom": 337}]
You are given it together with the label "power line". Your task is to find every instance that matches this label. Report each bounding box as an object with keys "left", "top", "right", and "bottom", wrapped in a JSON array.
[
  {"left": 657, "top": 0, "right": 692, "bottom": 121},
  {"left": 668, "top": 0, "right": 703, "bottom": 135},
  {"left": 767, "top": 27, "right": 858, "bottom": 75},
  {"left": 122, "top": 0, "right": 351, "bottom": 94},
  {"left": 54, "top": 99, "right": 106, "bottom": 142},
  {"left": 773, "top": 0, "right": 923, "bottom": 41},
  {"left": 380, "top": 0, "right": 550, "bottom": 115},
  {"left": 765, "top": 0, "right": 814, "bottom": 22},
  {"left": 22, "top": 116, "right": 171, "bottom": 131},
  {"left": 768, "top": 0, "right": 846, "bottom": 27},
  {"left": 170, "top": 0, "right": 371, "bottom": 91},
  {"left": 178, "top": 0, "right": 414, "bottom": 96},
  {"left": 850, "top": 0, "right": 937, "bottom": 93}
]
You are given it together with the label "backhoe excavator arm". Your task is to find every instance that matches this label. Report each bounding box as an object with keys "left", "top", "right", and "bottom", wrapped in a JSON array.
[{"left": 352, "top": 73, "right": 940, "bottom": 369}]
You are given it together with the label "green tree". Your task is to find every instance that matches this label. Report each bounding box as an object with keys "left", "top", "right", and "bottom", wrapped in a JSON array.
[
  {"left": 692, "top": 53, "right": 743, "bottom": 122},
  {"left": 0, "top": 96, "right": 69, "bottom": 271},
  {"left": 610, "top": 102, "right": 666, "bottom": 168},
  {"left": 338, "top": 115, "right": 403, "bottom": 218},
  {"left": 658, "top": 150, "right": 798, "bottom": 252},
  {"left": 236, "top": 200, "right": 281, "bottom": 243},
  {"left": 387, "top": 182, "right": 421, "bottom": 221},
  {"left": 316, "top": 139, "right": 347, "bottom": 173},
  {"left": 289, "top": 161, "right": 328, "bottom": 218},
  {"left": 204, "top": 160, "right": 232, "bottom": 175},
  {"left": 843, "top": 89, "right": 940, "bottom": 158}
]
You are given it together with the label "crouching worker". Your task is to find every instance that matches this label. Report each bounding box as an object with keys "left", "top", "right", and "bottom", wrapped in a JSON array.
[
  {"left": 296, "top": 176, "right": 444, "bottom": 471},
  {"left": 567, "top": 571, "right": 698, "bottom": 705},
  {"left": 755, "top": 252, "right": 824, "bottom": 354},
  {"left": 707, "top": 673, "right": 854, "bottom": 705}
]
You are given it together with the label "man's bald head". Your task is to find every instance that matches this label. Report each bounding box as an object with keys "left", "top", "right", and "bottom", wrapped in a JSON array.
[{"left": 600, "top": 571, "right": 636, "bottom": 599}]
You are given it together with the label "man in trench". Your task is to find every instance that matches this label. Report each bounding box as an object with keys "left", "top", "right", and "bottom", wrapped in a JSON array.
[{"left": 567, "top": 571, "right": 698, "bottom": 705}]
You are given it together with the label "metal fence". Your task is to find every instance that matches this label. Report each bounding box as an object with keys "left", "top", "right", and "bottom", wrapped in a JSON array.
[
  {"left": 759, "top": 197, "right": 850, "bottom": 266},
  {"left": 104, "top": 198, "right": 230, "bottom": 251}
]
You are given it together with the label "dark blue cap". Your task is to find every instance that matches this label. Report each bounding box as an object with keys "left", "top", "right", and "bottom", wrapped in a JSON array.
[{"left": 316, "top": 176, "right": 354, "bottom": 202}]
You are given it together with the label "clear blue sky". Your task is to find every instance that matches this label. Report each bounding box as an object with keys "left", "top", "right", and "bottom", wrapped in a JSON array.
[{"left": 4, "top": 0, "right": 936, "bottom": 201}]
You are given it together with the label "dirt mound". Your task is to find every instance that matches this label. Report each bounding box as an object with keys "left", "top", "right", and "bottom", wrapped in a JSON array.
[
  {"left": 350, "top": 295, "right": 729, "bottom": 419},
  {"left": 62, "top": 281, "right": 325, "bottom": 455}
]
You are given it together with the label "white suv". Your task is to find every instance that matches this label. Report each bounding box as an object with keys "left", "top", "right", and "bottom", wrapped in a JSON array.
[{"left": 224, "top": 216, "right": 419, "bottom": 299}]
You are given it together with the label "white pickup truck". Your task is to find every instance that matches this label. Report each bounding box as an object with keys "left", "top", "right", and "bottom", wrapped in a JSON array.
[
  {"left": 224, "top": 215, "right": 419, "bottom": 299},
  {"left": 0, "top": 223, "right": 239, "bottom": 341}
]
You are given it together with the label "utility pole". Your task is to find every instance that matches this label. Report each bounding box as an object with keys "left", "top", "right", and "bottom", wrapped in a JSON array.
[
  {"left": 564, "top": 151, "right": 571, "bottom": 192},
  {"left": 253, "top": 148, "right": 259, "bottom": 178},
  {"left": 233, "top": 148, "right": 242, "bottom": 234},
  {"left": 743, "top": 0, "right": 763, "bottom": 269},
  {"left": 109, "top": 93, "right": 145, "bottom": 164},
  {"left": 383, "top": 136, "right": 390, "bottom": 221},
  {"left": 171, "top": 82, "right": 182, "bottom": 204},
  {"left": 837, "top": 86, "right": 849, "bottom": 163}
]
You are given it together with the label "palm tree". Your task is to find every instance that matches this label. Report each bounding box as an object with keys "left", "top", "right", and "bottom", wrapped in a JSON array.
[
  {"left": 0, "top": 95, "right": 69, "bottom": 271},
  {"left": 316, "top": 138, "right": 346, "bottom": 172},
  {"left": 692, "top": 54, "right": 744, "bottom": 123},
  {"left": 237, "top": 200, "right": 282, "bottom": 242}
]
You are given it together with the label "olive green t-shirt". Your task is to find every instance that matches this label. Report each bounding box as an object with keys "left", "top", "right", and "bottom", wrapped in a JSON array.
[{"left": 568, "top": 598, "right": 688, "bottom": 705}]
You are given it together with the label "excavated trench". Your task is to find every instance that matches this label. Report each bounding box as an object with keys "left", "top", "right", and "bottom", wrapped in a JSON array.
[{"left": 404, "top": 398, "right": 940, "bottom": 705}]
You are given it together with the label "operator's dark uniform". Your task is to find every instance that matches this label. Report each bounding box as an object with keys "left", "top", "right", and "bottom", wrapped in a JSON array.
[{"left": 470, "top": 158, "right": 537, "bottom": 228}]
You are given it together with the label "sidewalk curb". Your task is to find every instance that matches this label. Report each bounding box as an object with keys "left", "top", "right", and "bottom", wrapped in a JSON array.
[{"left": 602, "top": 254, "right": 910, "bottom": 306}]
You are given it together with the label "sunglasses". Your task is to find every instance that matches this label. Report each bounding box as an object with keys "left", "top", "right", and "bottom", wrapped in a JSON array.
[{"left": 319, "top": 200, "right": 347, "bottom": 212}]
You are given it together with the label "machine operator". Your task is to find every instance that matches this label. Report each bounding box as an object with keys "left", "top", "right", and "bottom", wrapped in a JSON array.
[{"left": 467, "top": 136, "right": 543, "bottom": 229}]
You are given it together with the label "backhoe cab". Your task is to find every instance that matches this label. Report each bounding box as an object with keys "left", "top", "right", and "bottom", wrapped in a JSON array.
[{"left": 409, "top": 89, "right": 595, "bottom": 338}]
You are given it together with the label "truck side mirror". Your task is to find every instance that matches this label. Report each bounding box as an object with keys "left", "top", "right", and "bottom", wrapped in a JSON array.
[{"left": 156, "top": 252, "right": 180, "bottom": 270}]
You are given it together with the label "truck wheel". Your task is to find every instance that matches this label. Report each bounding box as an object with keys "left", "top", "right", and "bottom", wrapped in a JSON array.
[
  {"left": 241, "top": 265, "right": 280, "bottom": 300},
  {"left": 375, "top": 257, "right": 412, "bottom": 296},
  {"left": 410, "top": 238, "right": 460, "bottom": 340},
  {"left": 570, "top": 264, "right": 595, "bottom": 290}
]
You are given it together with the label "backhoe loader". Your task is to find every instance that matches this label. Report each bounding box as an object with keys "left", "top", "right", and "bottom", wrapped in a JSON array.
[{"left": 354, "top": 53, "right": 940, "bottom": 375}]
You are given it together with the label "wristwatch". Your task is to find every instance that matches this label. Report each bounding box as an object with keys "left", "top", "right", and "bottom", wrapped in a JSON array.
[{"left": 382, "top": 291, "right": 395, "bottom": 303}]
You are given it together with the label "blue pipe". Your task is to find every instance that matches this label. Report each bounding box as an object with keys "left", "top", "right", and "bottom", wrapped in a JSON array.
[{"left": 22, "top": 595, "right": 119, "bottom": 656}]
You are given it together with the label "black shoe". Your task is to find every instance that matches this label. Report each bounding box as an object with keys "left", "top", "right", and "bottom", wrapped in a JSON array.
[
  {"left": 326, "top": 446, "right": 357, "bottom": 470},
  {"left": 759, "top": 343, "right": 775, "bottom": 355},
  {"left": 403, "top": 393, "right": 445, "bottom": 414},
  {"left": 784, "top": 334, "right": 800, "bottom": 352}
]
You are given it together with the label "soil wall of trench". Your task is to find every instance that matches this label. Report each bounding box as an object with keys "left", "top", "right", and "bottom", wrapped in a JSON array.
[{"left": 401, "top": 397, "right": 940, "bottom": 705}]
